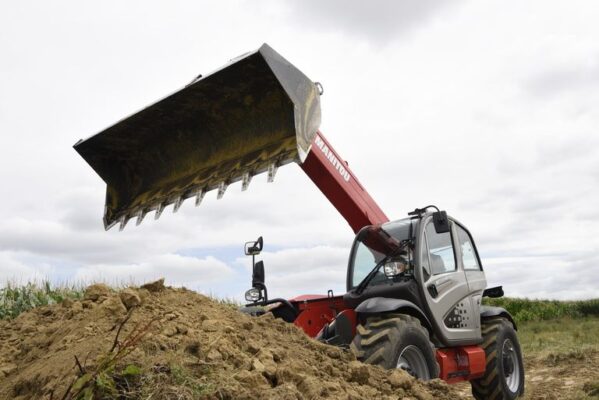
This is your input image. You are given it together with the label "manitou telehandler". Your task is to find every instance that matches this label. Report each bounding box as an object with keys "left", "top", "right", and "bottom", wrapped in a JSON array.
[{"left": 75, "top": 44, "right": 525, "bottom": 399}]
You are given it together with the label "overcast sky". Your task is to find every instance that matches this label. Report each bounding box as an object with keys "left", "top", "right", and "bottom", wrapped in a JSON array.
[{"left": 1, "top": 1, "right": 598, "bottom": 301}]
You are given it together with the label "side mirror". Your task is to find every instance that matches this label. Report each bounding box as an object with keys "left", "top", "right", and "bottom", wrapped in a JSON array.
[
  {"left": 432, "top": 211, "right": 450, "bottom": 234},
  {"left": 245, "top": 236, "right": 263, "bottom": 255},
  {"left": 252, "top": 260, "right": 265, "bottom": 288},
  {"left": 483, "top": 286, "right": 504, "bottom": 298}
]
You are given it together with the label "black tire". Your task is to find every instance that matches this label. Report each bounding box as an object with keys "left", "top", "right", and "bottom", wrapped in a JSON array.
[
  {"left": 350, "top": 313, "right": 439, "bottom": 380},
  {"left": 471, "top": 318, "right": 525, "bottom": 400}
]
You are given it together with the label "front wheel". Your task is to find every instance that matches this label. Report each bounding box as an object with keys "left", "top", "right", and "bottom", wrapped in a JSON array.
[
  {"left": 350, "top": 313, "right": 439, "bottom": 380},
  {"left": 471, "top": 318, "right": 525, "bottom": 400}
]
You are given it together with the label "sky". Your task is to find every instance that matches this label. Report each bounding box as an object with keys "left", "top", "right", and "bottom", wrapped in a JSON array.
[{"left": 1, "top": 1, "right": 598, "bottom": 301}]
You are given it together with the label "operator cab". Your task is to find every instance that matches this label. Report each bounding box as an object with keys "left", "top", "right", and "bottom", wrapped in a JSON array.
[{"left": 345, "top": 207, "right": 487, "bottom": 347}]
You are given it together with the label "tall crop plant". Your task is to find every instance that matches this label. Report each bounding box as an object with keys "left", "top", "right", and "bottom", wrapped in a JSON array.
[{"left": 0, "top": 281, "right": 84, "bottom": 319}]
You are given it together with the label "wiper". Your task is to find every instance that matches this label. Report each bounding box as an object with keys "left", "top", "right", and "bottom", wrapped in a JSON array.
[{"left": 355, "top": 240, "right": 407, "bottom": 295}]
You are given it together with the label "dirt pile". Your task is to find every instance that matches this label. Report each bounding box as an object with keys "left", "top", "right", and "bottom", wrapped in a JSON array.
[{"left": 0, "top": 281, "right": 460, "bottom": 399}]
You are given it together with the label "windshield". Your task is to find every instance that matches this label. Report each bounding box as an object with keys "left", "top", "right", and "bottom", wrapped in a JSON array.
[{"left": 349, "top": 218, "right": 416, "bottom": 289}]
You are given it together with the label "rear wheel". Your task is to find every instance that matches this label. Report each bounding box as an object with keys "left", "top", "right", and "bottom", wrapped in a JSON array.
[
  {"left": 350, "top": 313, "right": 439, "bottom": 380},
  {"left": 471, "top": 318, "right": 525, "bottom": 400}
]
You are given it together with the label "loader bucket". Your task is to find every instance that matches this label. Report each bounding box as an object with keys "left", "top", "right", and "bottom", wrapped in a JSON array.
[{"left": 74, "top": 44, "right": 321, "bottom": 230}]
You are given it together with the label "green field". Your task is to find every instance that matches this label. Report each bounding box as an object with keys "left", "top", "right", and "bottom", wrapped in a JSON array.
[
  {"left": 518, "top": 317, "right": 599, "bottom": 357},
  {"left": 484, "top": 297, "right": 599, "bottom": 323}
]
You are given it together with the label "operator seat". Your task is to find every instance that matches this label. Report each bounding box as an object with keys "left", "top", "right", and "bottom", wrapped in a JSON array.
[{"left": 430, "top": 253, "right": 446, "bottom": 275}]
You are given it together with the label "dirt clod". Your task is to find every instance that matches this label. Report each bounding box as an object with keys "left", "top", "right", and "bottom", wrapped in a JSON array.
[
  {"left": 389, "top": 369, "right": 412, "bottom": 389},
  {"left": 201, "top": 319, "right": 220, "bottom": 332},
  {"left": 119, "top": 288, "right": 142, "bottom": 310},
  {"left": 99, "top": 295, "right": 127, "bottom": 316},
  {"left": 61, "top": 298, "right": 74, "bottom": 308},
  {"left": 0, "top": 363, "right": 17, "bottom": 377},
  {"left": 140, "top": 278, "right": 165, "bottom": 292},
  {"left": 348, "top": 360, "right": 370, "bottom": 384},
  {"left": 83, "top": 283, "right": 111, "bottom": 301}
]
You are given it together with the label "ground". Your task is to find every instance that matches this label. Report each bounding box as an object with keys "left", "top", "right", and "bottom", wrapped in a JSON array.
[
  {"left": 455, "top": 318, "right": 599, "bottom": 399},
  {"left": 1, "top": 282, "right": 597, "bottom": 399}
]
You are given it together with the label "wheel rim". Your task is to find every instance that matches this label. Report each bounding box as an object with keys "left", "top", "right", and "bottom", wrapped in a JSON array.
[
  {"left": 502, "top": 339, "right": 520, "bottom": 392},
  {"left": 396, "top": 345, "right": 431, "bottom": 380}
]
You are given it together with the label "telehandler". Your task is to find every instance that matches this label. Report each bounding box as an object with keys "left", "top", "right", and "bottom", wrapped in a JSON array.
[{"left": 75, "top": 44, "right": 524, "bottom": 399}]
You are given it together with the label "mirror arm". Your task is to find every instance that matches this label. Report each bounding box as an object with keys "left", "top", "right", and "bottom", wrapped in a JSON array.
[
  {"left": 253, "top": 282, "right": 268, "bottom": 303},
  {"left": 245, "top": 297, "right": 295, "bottom": 312}
]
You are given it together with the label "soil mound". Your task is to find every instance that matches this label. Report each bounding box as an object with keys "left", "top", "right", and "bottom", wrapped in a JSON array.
[{"left": 0, "top": 282, "right": 460, "bottom": 399}]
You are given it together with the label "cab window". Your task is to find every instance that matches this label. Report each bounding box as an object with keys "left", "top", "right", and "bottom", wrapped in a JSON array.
[
  {"left": 350, "top": 240, "right": 387, "bottom": 288},
  {"left": 425, "top": 222, "right": 456, "bottom": 275},
  {"left": 456, "top": 225, "right": 481, "bottom": 270}
]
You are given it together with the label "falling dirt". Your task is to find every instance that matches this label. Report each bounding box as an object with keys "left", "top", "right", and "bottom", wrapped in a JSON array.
[{"left": 0, "top": 281, "right": 460, "bottom": 400}]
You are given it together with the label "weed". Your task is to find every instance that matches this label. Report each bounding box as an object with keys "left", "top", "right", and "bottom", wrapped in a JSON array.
[
  {"left": 62, "top": 310, "right": 158, "bottom": 400},
  {"left": 170, "top": 364, "right": 214, "bottom": 396},
  {"left": 583, "top": 381, "right": 599, "bottom": 397}
]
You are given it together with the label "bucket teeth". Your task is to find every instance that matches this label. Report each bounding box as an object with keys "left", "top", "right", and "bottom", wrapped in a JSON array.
[
  {"left": 217, "top": 182, "right": 229, "bottom": 199},
  {"left": 135, "top": 209, "right": 146, "bottom": 226},
  {"left": 155, "top": 203, "right": 165, "bottom": 220},
  {"left": 241, "top": 172, "right": 253, "bottom": 191},
  {"left": 267, "top": 162, "right": 279, "bottom": 183},
  {"left": 173, "top": 196, "right": 184, "bottom": 213},
  {"left": 195, "top": 188, "right": 206, "bottom": 206},
  {"left": 118, "top": 215, "right": 129, "bottom": 231}
]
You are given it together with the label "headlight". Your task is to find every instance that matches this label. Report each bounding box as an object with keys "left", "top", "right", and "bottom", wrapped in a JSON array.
[
  {"left": 384, "top": 262, "right": 405, "bottom": 278},
  {"left": 245, "top": 287, "right": 262, "bottom": 302}
]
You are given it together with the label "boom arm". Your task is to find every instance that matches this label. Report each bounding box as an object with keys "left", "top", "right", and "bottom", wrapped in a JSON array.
[{"left": 301, "top": 132, "right": 389, "bottom": 233}]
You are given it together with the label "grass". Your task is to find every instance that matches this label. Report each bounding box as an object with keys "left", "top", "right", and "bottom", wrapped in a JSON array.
[
  {"left": 0, "top": 280, "right": 84, "bottom": 319},
  {"left": 210, "top": 295, "right": 242, "bottom": 309},
  {"left": 518, "top": 317, "right": 599, "bottom": 358},
  {"left": 167, "top": 364, "right": 214, "bottom": 396}
]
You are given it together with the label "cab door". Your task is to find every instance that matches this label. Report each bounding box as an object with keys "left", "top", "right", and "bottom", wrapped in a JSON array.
[
  {"left": 454, "top": 221, "right": 487, "bottom": 336},
  {"left": 418, "top": 217, "right": 481, "bottom": 345}
]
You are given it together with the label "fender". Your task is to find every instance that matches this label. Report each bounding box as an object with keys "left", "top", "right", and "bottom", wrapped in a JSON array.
[
  {"left": 355, "top": 297, "right": 432, "bottom": 332},
  {"left": 480, "top": 305, "right": 517, "bottom": 330}
]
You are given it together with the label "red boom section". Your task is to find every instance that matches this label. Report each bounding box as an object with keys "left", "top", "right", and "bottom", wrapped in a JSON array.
[{"left": 300, "top": 132, "right": 389, "bottom": 233}]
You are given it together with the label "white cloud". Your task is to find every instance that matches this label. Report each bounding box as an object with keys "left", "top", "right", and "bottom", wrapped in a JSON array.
[
  {"left": 0, "top": 0, "right": 598, "bottom": 301},
  {"left": 0, "top": 252, "right": 55, "bottom": 283},
  {"left": 278, "top": 0, "right": 462, "bottom": 44}
]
